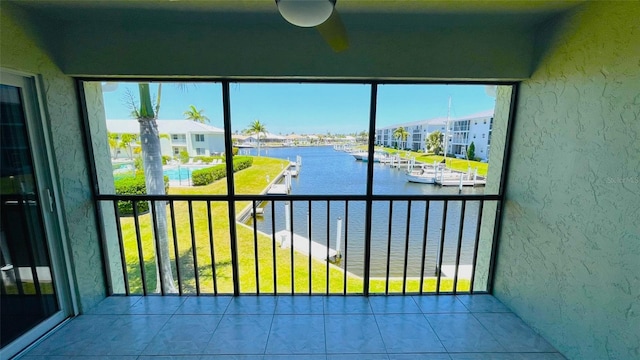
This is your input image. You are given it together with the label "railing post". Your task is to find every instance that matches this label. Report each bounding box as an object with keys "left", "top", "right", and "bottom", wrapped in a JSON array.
[
  {"left": 222, "top": 81, "right": 241, "bottom": 296},
  {"left": 363, "top": 83, "right": 378, "bottom": 296}
]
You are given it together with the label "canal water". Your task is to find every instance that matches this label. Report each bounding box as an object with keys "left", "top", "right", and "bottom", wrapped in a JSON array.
[{"left": 243, "top": 146, "right": 489, "bottom": 278}]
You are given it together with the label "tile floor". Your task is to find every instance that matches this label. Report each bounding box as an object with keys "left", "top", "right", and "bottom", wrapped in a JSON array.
[{"left": 21, "top": 295, "right": 565, "bottom": 359}]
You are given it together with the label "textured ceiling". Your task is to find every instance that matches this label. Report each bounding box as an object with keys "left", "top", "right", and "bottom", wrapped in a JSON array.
[{"left": 12, "top": 0, "right": 584, "bottom": 27}]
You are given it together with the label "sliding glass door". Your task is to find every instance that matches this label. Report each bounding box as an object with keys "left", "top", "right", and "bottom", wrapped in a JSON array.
[{"left": 0, "top": 71, "right": 71, "bottom": 358}]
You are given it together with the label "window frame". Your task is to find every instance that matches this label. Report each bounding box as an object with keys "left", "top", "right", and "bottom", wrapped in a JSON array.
[{"left": 78, "top": 78, "right": 519, "bottom": 296}]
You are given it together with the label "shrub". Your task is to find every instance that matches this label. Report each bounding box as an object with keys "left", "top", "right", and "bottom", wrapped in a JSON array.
[
  {"left": 193, "top": 155, "right": 224, "bottom": 163},
  {"left": 114, "top": 176, "right": 148, "bottom": 215},
  {"left": 162, "top": 155, "right": 171, "bottom": 165},
  {"left": 179, "top": 150, "right": 189, "bottom": 164},
  {"left": 191, "top": 156, "right": 254, "bottom": 186},
  {"left": 115, "top": 174, "right": 170, "bottom": 215},
  {"left": 467, "top": 141, "right": 476, "bottom": 160},
  {"left": 233, "top": 156, "right": 253, "bottom": 171},
  {"left": 194, "top": 155, "right": 214, "bottom": 163},
  {"left": 232, "top": 147, "right": 239, "bottom": 156},
  {"left": 192, "top": 164, "right": 226, "bottom": 186},
  {"left": 134, "top": 157, "right": 143, "bottom": 170}
]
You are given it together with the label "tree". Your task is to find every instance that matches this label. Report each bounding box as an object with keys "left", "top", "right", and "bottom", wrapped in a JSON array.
[
  {"left": 183, "top": 105, "right": 210, "bottom": 123},
  {"left": 128, "top": 83, "right": 177, "bottom": 294},
  {"left": 179, "top": 149, "right": 189, "bottom": 164},
  {"left": 358, "top": 130, "right": 368, "bottom": 143},
  {"left": 427, "top": 130, "right": 443, "bottom": 155},
  {"left": 467, "top": 141, "right": 475, "bottom": 160},
  {"left": 246, "top": 119, "right": 267, "bottom": 156},
  {"left": 108, "top": 132, "right": 121, "bottom": 159},
  {"left": 393, "top": 127, "right": 410, "bottom": 149},
  {"left": 119, "top": 133, "right": 138, "bottom": 159}
]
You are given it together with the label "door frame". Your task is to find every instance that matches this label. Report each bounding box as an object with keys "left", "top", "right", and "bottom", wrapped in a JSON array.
[{"left": 0, "top": 69, "right": 77, "bottom": 359}]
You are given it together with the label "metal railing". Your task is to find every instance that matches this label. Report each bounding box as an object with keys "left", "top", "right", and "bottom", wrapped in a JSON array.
[{"left": 97, "top": 193, "right": 500, "bottom": 296}]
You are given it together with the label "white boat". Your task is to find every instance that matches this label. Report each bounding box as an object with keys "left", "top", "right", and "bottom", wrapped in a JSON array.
[
  {"left": 405, "top": 164, "right": 440, "bottom": 184},
  {"left": 353, "top": 151, "right": 389, "bottom": 162},
  {"left": 351, "top": 151, "right": 368, "bottom": 161},
  {"left": 406, "top": 170, "right": 437, "bottom": 184}
]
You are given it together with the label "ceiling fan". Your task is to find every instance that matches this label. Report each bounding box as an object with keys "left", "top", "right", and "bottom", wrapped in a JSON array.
[{"left": 275, "top": 0, "right": 349, "bottom": 52}]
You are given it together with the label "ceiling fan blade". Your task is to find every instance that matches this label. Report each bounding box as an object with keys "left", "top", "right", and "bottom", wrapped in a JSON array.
[{"left": 316, "top": 9, "right": 349, "bottom": 52}]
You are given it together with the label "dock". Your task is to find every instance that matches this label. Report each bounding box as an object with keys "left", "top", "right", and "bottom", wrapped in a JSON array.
[
  {"left": 274, "top": 230, "right": 337, "bottom": 261},
  {"left": 267, "top": 184, "right": 289, "bottom": 194},
  {"left": 287, "top": 155, "right": 302, "bottom": 177},
  {"left": 439, "top": 265, "right": 473, "bottom": 279},
  {"left": 434, "top": 171, "right": 486, "bottom": 186},
  {"left": 289, "top": 161, "right": 299, "bottom": 177},
  {"left": 435, "top": 178, "right": 486, "bottom": 186},
  {"left": 388, "top": 156, "right": 413, "bottom": 168}
]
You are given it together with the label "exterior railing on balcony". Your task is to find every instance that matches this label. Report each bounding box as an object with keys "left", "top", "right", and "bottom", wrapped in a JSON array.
[{"left": 97, "top": 193, "right": 500, "bottom": 296}]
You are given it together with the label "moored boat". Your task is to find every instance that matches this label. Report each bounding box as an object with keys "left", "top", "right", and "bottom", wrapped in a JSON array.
[
  {"left": 406, "top": 170, "right": 437, "bottom": 184},
  {"left": 351, "top": 151, "right": 368, "bottom": 161}
]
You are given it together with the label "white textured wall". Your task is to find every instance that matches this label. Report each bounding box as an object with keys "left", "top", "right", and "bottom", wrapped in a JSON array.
[
  {"left": 0, "top": 7, "right": 107, "bottom": 311},
  {"left": 494, "top": 3, "right": 640, "bottom": 359}
]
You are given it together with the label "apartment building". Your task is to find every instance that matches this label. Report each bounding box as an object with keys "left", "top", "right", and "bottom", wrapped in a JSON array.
[
  {"left": 376, "top": 110, "right": 494, "bottom": 161},
  {"left": 106, "top": 119, "right": 225, "bottom": 158}
]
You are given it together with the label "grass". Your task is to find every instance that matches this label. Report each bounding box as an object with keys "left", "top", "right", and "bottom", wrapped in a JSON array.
[{"left": 114, "top": 155, "right": 470, "bottom": 295}]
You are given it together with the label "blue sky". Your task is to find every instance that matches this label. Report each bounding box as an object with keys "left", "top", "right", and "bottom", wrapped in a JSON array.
[{"left": 101, "top": 82, "right": 496, "bottom": 135}]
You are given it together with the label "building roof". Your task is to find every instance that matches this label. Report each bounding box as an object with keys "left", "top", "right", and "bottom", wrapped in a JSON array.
[{"left": 107, "top": 120, "right": 224, "bottom": 134}]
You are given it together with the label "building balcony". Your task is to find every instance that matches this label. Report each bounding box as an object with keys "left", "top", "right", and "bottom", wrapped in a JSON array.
[{"left": 18, "top": 194, "right": 566, "bottom": 356}]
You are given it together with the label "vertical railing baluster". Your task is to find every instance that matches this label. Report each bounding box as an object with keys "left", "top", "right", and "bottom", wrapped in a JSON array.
[
  {"left": 271, "top": 201, "right": 277, "bottom": 295},
  {"left": 402, "top": 200, "right": 412, "bottom": 295},
  {"left": 132, "top": 200, "right": 147, "bottom": 295},
  {"left": 419, "top": 201, "right": 430, "bottom": 295},
  {"left": 112, "top": 200, "right": 130, "bottom": 295},
  {"left": 436, "top": 200, "right": 448, "bottom": 294},
  {"left": 169, "top": 200, "right": 182, "bottom": 295},
  {"left": 207, "top": 200, "right": 218, "bottom": 295},
  {"left": 343, "top": 201, "right": 349, "bottom": 295},
  {"left": 188, "top": 200, "right": 200, "bottom": 295},
  {"left": 308, "top": 201, "right": 312, "bottom": 294},
  {"left": 150, "top": 201, "right": 166, "bottom": 295},
  {"left": 453, "top": 200, "right": 466, "bottom": 294},
  {"left": 385, "top": 200, "right": 394, "bottom": 295},
  {"left": 251, "top": 200, "right": 260, "bottom": 295},
  {"left": 469, "top": 200, "right": 484, "bottom": 294},
  {"left": 326, "top": 200, "right": 330, "bottom": 295},
  {"left": 289, "top": 201, "right": 295, "bottom": 294}
]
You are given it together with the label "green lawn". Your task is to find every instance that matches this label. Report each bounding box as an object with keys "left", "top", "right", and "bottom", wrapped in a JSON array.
[{"left": 116, "top": 155, "right": 470, "bottom": 295}]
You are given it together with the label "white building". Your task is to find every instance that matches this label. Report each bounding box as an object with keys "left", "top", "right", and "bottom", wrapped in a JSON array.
[
  {"left": 375, "top": 110, "right": 494, "bottom": 161},
  {"left": 106, "top": 120, "right": 225, "bottom": 158}
]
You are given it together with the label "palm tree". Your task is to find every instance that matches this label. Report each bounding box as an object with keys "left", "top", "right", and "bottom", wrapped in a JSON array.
[
  {"left": 393, "top": 127, "right": 410, "bottom": 149},
  {"left": 183, "top": 105, "right": 210, "bottom": 123},
  {"left": 132, "top": 83, "right": 177, "bottom": 294},
  {"left": 427, "top": 130, "right": 443, "bottom": 154},
  {"left": 108, "top": 132, "right": 120, "bottom": 159},
  {"left": 246, "top": 119, "right": 267, "bottom": 156},
  {"left": 119, "top": 133, "right": 138, "bottom": 159}
]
